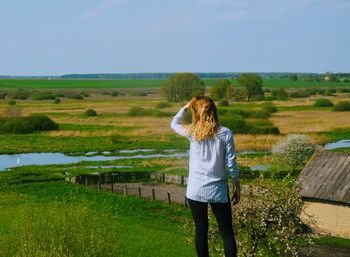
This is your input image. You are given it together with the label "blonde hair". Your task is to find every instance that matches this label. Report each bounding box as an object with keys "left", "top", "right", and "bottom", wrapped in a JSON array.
[{"left": 185, "top": 96, "right": 219, "bottom": 141}]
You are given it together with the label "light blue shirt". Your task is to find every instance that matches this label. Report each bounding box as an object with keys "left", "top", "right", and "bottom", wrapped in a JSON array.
[{"left": 170, "top": 107, "right": 239, "bottom": 203}]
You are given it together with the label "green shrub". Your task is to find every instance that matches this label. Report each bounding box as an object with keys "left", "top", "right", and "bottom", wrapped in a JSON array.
[
  {"left": 8, "top": 100, "right": 16, "bottom": 105},
  {"left": 0, "top": 117, "right": 33, "bottom": 134},
  {"left": 7, "top": 91, "right": 30, "bottom": 100},
  {"left": 71, "top": 94, "right": 84, "bottom": 100},
  {"left": 271, "top": 88, "right": 288, "bottom": 100},
  {"left": 85, "top": 109, "right": 97, "bottom": 116},
  {"left": 81, "top": 92, "right": 89, "bottom": 97},
  {"left": 30, "top": 92, "right": 56, "bottom": 100},
  {"left": 262, "top": 103, "right": 278, "bottom": 113},
  {"left": 155, "top": 102, "right": 171, "bottom": 109},
  {"left": 333, "top": 101, "right": 350, "bottom": 111},
  {"left": 288, "top": 90, "right": 310, "bottom": 98},
  {"left": 0, "top": 114, "right": 58, "bottom": 134},
  {"left": 127, "top": 106, "right": 170, "bottom": 117},
  {"left": 314, "top": 98, "right": 333, "bottom": 107},
  {"left": 26, "top": 114, "right": 59, "bottom": 131},
  {"left": 131, "top": 91, "right": 147, "bottom": 96},
  {"left": 246, "top": 120, "right": 280, "bottom": 135},
  {"left": 217, "top": 99, "right": 229, "bottom": 106},
  {"left": 111, "top": 91, "right": 119, "bottom": 97},
  {"left": 0, "top": 92, "right": 7, "bottom": 99},
  {"left": 220, "top": 114, "right": 247, "bottom": 133},
  {"left": 54, "top": 98, "right": 61, "bottom": 104}
]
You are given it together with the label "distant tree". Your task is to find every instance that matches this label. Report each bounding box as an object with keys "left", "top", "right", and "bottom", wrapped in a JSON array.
[
  {"left": 237, "top": 73, "right": 264, "bottom": 101},
  {"left": 272, "top": 88, "right": 289, "bottom": 100},
  {"left": 289, "top": 73, "right": 298, "bottom": 81},
  {"left": 209, "top": 79, "right": 231, "bottom": 100},
  {"left": 325, "top": 71, "right": 336, "bottom": 82},
  {"left": 232, "top": 87, "right": 248, "bottom": 102},
  {"left": 160, "top": 73, "right": 205, "bottom": 102}
]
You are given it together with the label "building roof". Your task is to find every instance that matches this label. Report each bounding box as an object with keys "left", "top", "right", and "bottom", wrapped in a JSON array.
[{"left": 297, "top": 149, "right": 350, "bottom": 205}]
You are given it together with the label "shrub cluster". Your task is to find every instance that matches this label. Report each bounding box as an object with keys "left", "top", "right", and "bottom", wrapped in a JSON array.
[
  {"left": 127, "top": 106, "right": 171, "bottom": 117},
  {"left": 314, "top": 98, "right": 333, "bottom": 107},
  {"left": 333, "top": 101, "right": 350, "bottom": 111},
  {"left": 85, "top": 109, "right": 97, "bottom": 116},
  {"left": 0, "top": 114, "right": 59, "bottom": 134},
  {"left": 217, "top": 99, "right": 229, "bottom": 106},
  {"left": 155, "top": 101, "right": 171, "bottom": 109}
]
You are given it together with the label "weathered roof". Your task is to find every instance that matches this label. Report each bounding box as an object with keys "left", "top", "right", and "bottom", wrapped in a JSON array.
[{"left": 297, "top": 149, "right": 350, "bottom": 204}]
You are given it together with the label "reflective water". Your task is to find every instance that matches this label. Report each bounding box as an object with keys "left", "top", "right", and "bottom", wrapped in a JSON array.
[
  {"left": 0, "top": 151, "right": 188, "bottom": 171},
  {"left": 324, "top": 139, "right": 350, "bottom": 150}
]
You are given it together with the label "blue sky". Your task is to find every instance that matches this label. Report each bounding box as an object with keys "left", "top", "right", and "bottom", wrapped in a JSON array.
[{"left": 1, "top": 0, "right": 349, "bottom": 75}]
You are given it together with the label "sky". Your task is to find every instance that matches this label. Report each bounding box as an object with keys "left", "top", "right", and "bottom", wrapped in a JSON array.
[{"left": 0, "top": 0, "right": 349, "bottom": 76}]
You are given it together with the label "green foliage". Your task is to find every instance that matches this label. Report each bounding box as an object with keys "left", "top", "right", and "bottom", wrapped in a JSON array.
[
  {"left": 111, "top": 91, "right": 119, "bottom": 97},
  {"left": 288, "top": 90, "right": 310, "bottom": 98},
  {"left": 80, "top": 91, "right": 89, "bottom": 97},
  {"left": 333, "top": 101, "right": 350, "bottom": 111},
  {"left": 127, "top": 106, "right": 171, "bottom": 117},
  {"left": 262, "top": 103, "right": 278, "bottom": 113},
  {"left": 30, "top": 91, "right": 56, "bottom": 100},
  {"left": 232, "top": 87, "right": 248, "bottom": 101},
  {"left": 220, "top": 114, "right": 247, "bottom": 133},
  {"left": 272, "top": 134, "right": 316, "bottom": 172},
  {"left": 246, "top": 120, "right": 280, "bottom": 135},
  {"left": 70, "top": 94, "right": 84, "bottom": 100},
  {"left": 155, "top": 101, "right": 171, "bottom": 109},
  {"left": 243, "top": 109, "right": 271, "bottom": 119},
  {"left": 314, "top": 98, "right": 333, "bottom": 107},
  {"left": 271, "top": 88, "right": 288, "bottom": 100},
  {"left": 237, "top": 73, "right": 264, "bottom": 101},
  {"left": 0, "top": 91, "right": 7, "bottom": 99},
  {"left": 7, "top": 90, "right": 30, "bottom": 100},
  {"left": 54, "top": 98, "right": 61, "bottom": 104},
  {"left": 8, "top": 99, "right": 16, "bottom": 105},
  {"left": 231, "top": 179, "right": 311, "bottom": 256},
  {"left": 210, "top": 79, "right": 231, "bottom": 100},
  {"left": 289, "top": 73, "right": 298, "bottom": 81},
  {"left": 217, "top": 99, "right": 229, "bottom": 106},
  {"left": 160, "top": 73, "right": 205, "bottom": 102},
  {"left": 85, "top": 109, "right": 98, "bottom": 116},
  {"left": 0, "top": 114, "right": 58, "bottom": 134},
  {"left": 131, "top": 91, "right": 148, "bottom": 96}
]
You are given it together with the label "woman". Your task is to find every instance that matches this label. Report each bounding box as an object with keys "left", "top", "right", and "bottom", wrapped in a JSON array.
[{"left": 170, "top": 96, "right": 240, "bottom": 257}]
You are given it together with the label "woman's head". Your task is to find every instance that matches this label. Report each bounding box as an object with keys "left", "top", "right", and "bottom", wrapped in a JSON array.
[{"left": 186, "top": 96, "right": 219, "bottom": 141}]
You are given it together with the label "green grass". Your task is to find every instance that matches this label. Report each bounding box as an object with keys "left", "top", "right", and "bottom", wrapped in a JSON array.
[
  {"left": 1, "top": 78, "right": 350, "bottom": 89},
  {"left": 0, "top": 133, "right": 188, "bottom": 154},
  {"left": 314, "top": 236, "right": 350, "bottom": 249},
  {"left": 0, "top": 181, "right": 196, "bottom": 257}
]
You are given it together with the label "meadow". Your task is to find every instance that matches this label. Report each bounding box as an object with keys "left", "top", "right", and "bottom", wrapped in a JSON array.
[
  {"left": 1, "top": 79, "right": 350, "bottom": 256},
  {"left": 1, "top": 78, "right": 350, "bottom": 89}
]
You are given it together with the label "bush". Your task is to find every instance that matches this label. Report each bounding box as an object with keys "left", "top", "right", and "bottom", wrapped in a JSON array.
[
  {"left": 85, "top": 109, "right": 97, "bottom": 116},
  {"left": 261, "top": 103, "right": 277, "bottom": 113},
  {"left": 288, "top": 90, "right": 310, "bottom": 98},
  {"left": 7, "top": 91, "right": 30, "bottom": 100},
  {"left": 314, "top": 98, "right": 333, "bottom": 107},
  {"left": 127, "top": 106, "right": 170, "bottom": 117},
  {"left": 246, "top": 120, "right": 280, "bottom": 135},
  {"left": 71, "top": 94, "right": 84, "bottom": 100},
  {"left": 333, "top": 101, "right": 350, "bottom": 111},
  {"left": 30, "top": 92, "right": 56, "bottom": 100},
  {"left": 210, "top": 79, "right": 231, "bottom": 100},
  {"left": 8, "top": 100, "right": 16, "bottom": 105},
  {"left": 217, "top": 99, "right": 229, "bottom": 106},
  {"left": 27, "top": 114, "right": 59, "bottom": 131},
  {"left": 111, "top": 91, "right": 119, "bottom": 97},
  {"left": 0, "top": 114, "right": 58, "bottom": 134},
  {"left": 220, "top": 114, "right": 246, "bottom": 134},
  {"left": 0, "top": 117, "right": 33, "bottom": 134},
  {"left": 54, "top": 98, "right": 61, "bottom": 104},
  {"left": 81, "top": 92, "right": 89, "bottom": 97},
  {"left": 155, "top": 102, "right": 171, "bottom": 109},
  {"left": 272, "top": 134, "right": 315, "bottom": 172},
  {"left": 131, "top": 91, "right": 147, "bottom": 96},
  {"left": 0, "top": 92, "right": 7, "bottom": 99},
  {"left": 271, "top": 88, "right": 288, "bottom": 100}
]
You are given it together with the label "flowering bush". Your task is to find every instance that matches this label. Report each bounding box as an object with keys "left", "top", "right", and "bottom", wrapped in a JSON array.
[{"left": 272, "top": 134, "right": 315, "bottom": 172}]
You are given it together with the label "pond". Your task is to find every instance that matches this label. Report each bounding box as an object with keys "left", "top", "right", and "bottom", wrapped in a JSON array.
[
  {"left": 324, "top": 139, "right": 350, "bottom": 150},
  {"left": 0, "top": 151, "right": 188, "bottom": 171}
]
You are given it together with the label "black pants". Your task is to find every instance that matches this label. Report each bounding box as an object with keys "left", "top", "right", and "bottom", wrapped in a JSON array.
[{"left": 186, "top": 190, "right": 237, "bottom": 257}]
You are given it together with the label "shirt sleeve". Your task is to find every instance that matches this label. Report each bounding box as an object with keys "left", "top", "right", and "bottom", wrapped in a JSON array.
[
  {"left": 170, "top": 107, "right": 189, "bottom": 138},
  {"left": 225, "top": 129, "right": 239, "bottom": 183}
]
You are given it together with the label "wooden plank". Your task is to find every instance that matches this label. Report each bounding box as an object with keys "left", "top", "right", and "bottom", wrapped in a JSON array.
[
  {"left": 316, "top": 155, "right": 350, "bottom": 201},
  {"left": 301, "top": 150, "right": 328, "bottom": 177},
  {"left": 299, "top": 154, "right": 335, "bottom": 198},
  {"left": 333, "top": 162, "right": 350, "bottom": 203}
]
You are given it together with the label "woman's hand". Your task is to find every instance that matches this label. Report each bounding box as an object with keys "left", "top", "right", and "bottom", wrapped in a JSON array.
[
  {"left": 184, "top": 99, "right": 193, "bottom": 109},
  {"left": 231, "top": 182, "right": 241, "bottom": 205}
]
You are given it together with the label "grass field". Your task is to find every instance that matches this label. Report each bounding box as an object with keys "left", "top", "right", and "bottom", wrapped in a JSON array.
[{"left": 1, "top": 78, "right": 350, "bottom": 89}]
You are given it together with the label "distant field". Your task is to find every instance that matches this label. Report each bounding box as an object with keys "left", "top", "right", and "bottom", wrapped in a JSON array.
[{"left": 1, "top": 78, "right": 350, "bottom": 89}]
